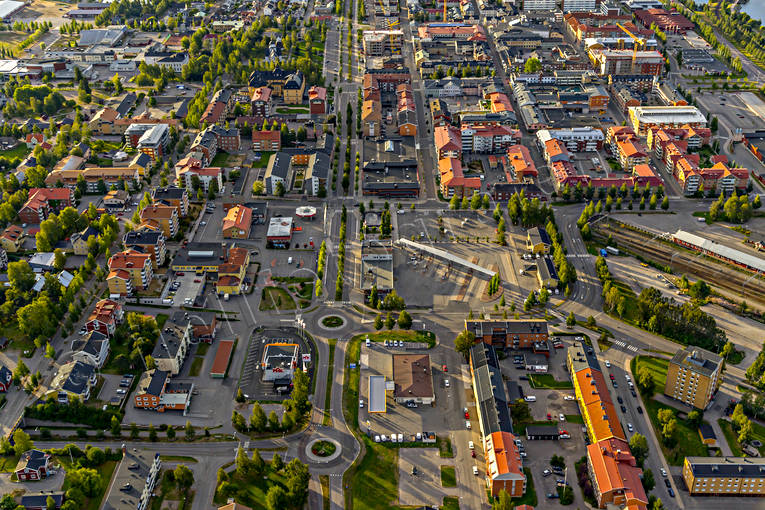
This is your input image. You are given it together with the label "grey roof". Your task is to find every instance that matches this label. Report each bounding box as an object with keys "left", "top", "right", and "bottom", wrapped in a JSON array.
[
  {"left": 527, "top": 226, "right": 551, "bottom": 246},
  {"left": 266, "top": 152, "right": 291, "bottom": 179},
  {"left": 0, "top": 364, "right": 11, "bottom": 383},
  {"left": 61, "top": 361, "right": 95, "bottom": 395},
  {"left": 79, "top": 27, "right": 126, "bottom": 46},
  {"left": 306, "top": 152, "right": 330, "bottom": 180},
  {"left": 158, "top": 53, "right": 188, "bottom": 64},
  {"left": 465, "top": 319, "right": 548, "bottom": 338},
  {"left": 670, "top": 347, "right": 723, "bottom": 377},
  {"left": 686, "top": 457, "right": 765, "bottom": 478},
  {"left": 698, "top": 423, "right": 716, "bottom": 440},
  {"left": 673, "top": 230, "right": 765, "bottom": 273},
  {"left": 74, "top": 331, "right": 108, "bottom": 357},
  {"left": 130, "top": 152, "right": 152, "bottom": 169},
  {"left": 28, "top": 252, "right": 56, "bottom": 270},
  {"left": 245, "top": 201, "right": 267, "bottom": 217},
  {"left": 526, "top": 424, "right": 560, "bottom": 436},
  {"left": 172, "top": 242, "right": 224, "bottom": 267},
  {"left": 283, "top": 70, "right": 304, "bottom": 90},
  {"left": 170, "top": 310, "right": 215, "bottom": 328},
  {"left": 152, "top": 323, "right": 187, "bottom": 360},
  {"left": 567, "top": 342, "right": 601, "bottom": 374},
  {"left": 17, "top": 449, "right": 49, "bottom": 471},
  {"left": 21, "top": 492, "right": 64, "bottom": 509},
  {"left": 124, "top": 228, "right": 164, "bottom": 246},
  {"left": 138, "top": 369, "right": 168, "bottom": 396},
  {"left": 137, "top": 124, "right": 168, "bottom": 147},
  {"left": 102, "top": 450, "right": 160, "bottom": 510},
  {"left": 470, "top": 343, "right": 513, "bottom": 435},
  {"left": 152, "top": 186, "right": 186, "bottom": 200},
  {"left": 315, "top": 133, "right": 335, "bottom": 155},
  {"left": 536, "top": 256, "right": 558, "bottom": 282},
  {"left": 115, "top": 92, "right": 136, "bottom": 116},
  {"left": 72, "top": 225, "right": 99, "bottom": 244}
]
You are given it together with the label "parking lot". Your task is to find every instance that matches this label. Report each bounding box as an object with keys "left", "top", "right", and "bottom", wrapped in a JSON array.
[
  {"left": 98, "top": 373, "right": 132, "bottom": 407},
  {"left": 165, "top": 272, "right": 207, "bottom": 307},
  {"left": 238, "top": 327, "right": 315, "bottom": 402},
  {"left": 398, "top": 448, "right": 459, "bottom": 507}
]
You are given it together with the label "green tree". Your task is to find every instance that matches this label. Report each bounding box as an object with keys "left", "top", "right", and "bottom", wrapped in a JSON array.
[
  {"left": 166, "top": 427, "right": 176, "bottom": 440},
  {"left": 374, "top": 314, "right": 383, "bottom": 330},
  {"left": 385, "top": 312, "right": 395, "bottom": 330},
  {"left": 454, "top": 329, "right": 476, "bottom": 358},
  {"left": 739, "top": 420, "right": 754, "bottom": 444},
  {"left": 45, "top": 342, "right": 55, "bottom": 359},
  {"left": 271, "top": 453, "right": 284, "bottom": 472},
  {"left": 250, "top": 403, "right": 267, "bottom": 432},
  {"left": 661, "top": 195, "right": 669, "bottom": 210},
  {"left": 397, "top": 310, "right": 412, "bottom": 329},
  {"left": 566, "top": 311, "right": 576, "bottom": 327},
  {"left": 184, "top": 420, "right": 194, "bottom": 440},
  {"left": 524, "top": 57, "right": 542, "bottom": 73},
  {"left": 629, "top": 433, "right": 649, "bottom": 467},
  {"left": 12, "top": 429, "right": 33, "bottom": 456},
  {"left": 637, "top": 367, "right": 655, "bottom": 397},
  {"left": 492, "top": 490, "right": 513, "bottom": 510},
  {"left": 110, "top": 415, "right": 121, "bottom": 437},
  {"left": 174, "top": 464, "right": 194, "bottom": 490},
  {"left": 149, "top": 423, "right": 157, "bottom": 441},
  {"left": 642, "top": 467, "right": 655, "bottom": 492},
  {"left": 265, "top": 485, "right": 287, "bottom": 510},
  {"left": 231, "top": 410, "right": 247, "bottom": 432},
  {"left": 268, "top": 410, "right": 280, "bottom": 431}
]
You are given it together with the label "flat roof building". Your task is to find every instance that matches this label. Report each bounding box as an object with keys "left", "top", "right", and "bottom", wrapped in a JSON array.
[
  {"left": 664, "top": 346, "right": 723, "bottom": 409},
  {"left": 102, "top": 449, "right": 161, "bottom": 510},
  {"left": 261, "top": 343, "right": 299, "bottom": 382},
  {"left": 470, "top": 343, "right": 512, "bottom": 437},
  {"left": 465, "top": 319, "right": 548, "bottom": 350},
  {"left": 369, "top": 375, "right": 387, "bottom": 413},
  {"left": 266, "top": 216, "right": 294, "bottom": 246},
  {"left": 392, "top": 354, "right": 434, "bottom": 404},
  {"left": 360, "top": 241, "right": 394, "bottom": 297},
  {"left": 683, "top": 457, "right": 765, "bottom": 496},
  {"left": 628, "top": 106, "right": 707, "bottom": 136}
]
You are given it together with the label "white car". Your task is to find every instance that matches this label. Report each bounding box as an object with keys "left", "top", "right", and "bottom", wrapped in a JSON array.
[
  {"left": 359, "top": 399, "right": 364, "bottom": 408},
  {"left": 627, "top": 423, "right": 634, "bottom": 433},
  {"left": 397, "top": 433, "right": 403, "bottom": 443},
  {"left": 524, "top": 396, "right": 536, "bottom": 402},
  {"left": 559, "top": 414, "right": 565, "bottom": 422},
  {"left": 444, "top": 379, "right": 450, "bottom": 388},
  {"left": 473, "top": 466, "right": 479, "bottom": 475},
  {"left": 466, "top": 420, "right": 471, "bottom": 430},
  {"left": 381, "top": 435, "right": 388, "bottom": 442},
  {"left": 374, "top": 435, "right": 381, "bottom": 442},
  {"left": 605, "top": 361, "right": 611, "bottom": 368},
  {"left": 468, "top": 441, "right": 475, "bottom": 450},
  {"left": 625, "top": 374, "right": 631, "bottom": 382},
  {"left": 660, "top": 468, "right": 667, "bottom": 477},
  {"left": 563, "top": 395, "right": 576, "bottom": 401}
]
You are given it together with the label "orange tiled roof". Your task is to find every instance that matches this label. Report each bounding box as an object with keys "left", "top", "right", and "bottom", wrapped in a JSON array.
[
  {"left": 587, "top": 438, "right": 647, "bottom": 508},
  {"left": 223, "top": 205, "right": 252, "bottom": 233},
  {"left": 485, "top": 431, "right": 525, "bottom": 481}
]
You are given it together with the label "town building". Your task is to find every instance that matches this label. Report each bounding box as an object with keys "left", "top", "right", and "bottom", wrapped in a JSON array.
[
  {"left": 123, "top": 228, "right": 167, "bottom": 268},
  {"left": 51, "top": 360, "right": 97, "bottom": 402},
  {"left": 469, "top": 343, "right": 513, "bottom": 438},
  {"left": 308, "top": 86, "right": 327, "bottom": 114},
  {"left": 526, "top": 227, "right": 552, "bottom": 254},
  {"left": 175, "top": 157, "right": 224, "bottom": 192},
  {"left": 139, "top": 205, "right": 179, "bottom": 239},
  {"left": 19, "top": 188, "right": 74, "bottom": 224},
  {"left": 587, "top": 438, "right": 648, "bottom": 508},
  {"left": 216, "top": 247, "right": 250, "bottom": 295},
  {"left": 151, "top": 320, "right": 191, "bottom": 375},
  {"left": 664, "top": 347, "right": 723, "bottom": 409},
  {"left": 0, "top": 364, "right": 11, "bottom": 392},
  {"left": 222, "top": 205, "right": 253, "bottom": 239},
  {"left": 628, "top": 106, "right": 707, "bottom": 136},
  {"left": 250, "top": 86, "right": 272, "bottom": 117},
  {"left": 152, "top": 186, "right": 189, "bottom": 218},
  {"left": 0, "top": 225, "right": 24, "bottom": 252},
  {"left": 133, "top": 369, "right": 192, "bottom": 412},
  {"left": 137, "top": 124, "right": 170, "bottom": 161},
  {"left": 682, "top": 457, "right": 765, "bottom": 496},
  {"left": 393, "top": 353, "right": 435, "bottom": 404},
  {"left": 72, "top": 331, "right": 110, "bottom": 368},
  {"left": 252, "top": 130, "right": 281, "bottom": 152},
  {"left": 465, "top": 319, "right": 549, "bottom": 349},
  {"left": 439, "top": 158, "right": 480, "bottom": 198},
  {"left": 71, "top": 226, "right": 99, "bottom": 256},
  {"left": 484, "top": 431, "right": 526, "bottom": 497},
  {"left": 20, "top": 492, "right": 64, "bottom": 510},
  {"left": 261, "top": 343, "right": 299, "bottom": 382}
]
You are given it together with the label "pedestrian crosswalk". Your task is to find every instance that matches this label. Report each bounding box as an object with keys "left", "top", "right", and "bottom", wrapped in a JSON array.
[{"left": 612, "top": 339, "right": 639, "bottom": 352}]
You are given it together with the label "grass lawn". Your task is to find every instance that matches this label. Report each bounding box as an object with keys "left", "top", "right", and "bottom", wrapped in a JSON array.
[
  {"left": 210, "top": 152, "right": 230, "bottom": 167},
  {"left": 351, "top": 330, "right": 436, "bottom": 349},
  {"left": 196, "top": 343, "right": 210, "bottom": 356},
  {"left": 322, "top": 316, "right": 344, "bottom": 328},
  {"left": 0, "top": 454, "right": 20, "bottom": 472},
  {"left": 718, "top": 418, "right": 744, "bottom": 456},
  {"left": 438, "top": 436, "right": 453, "bottom": 458},
  {"left": 252, "top": 151, "right": 274, "bottom": 168},
  {"left": 724, "top": 349, "right": 745, "bottom": 365},
  {"left": 322, "top": 339, "right": 337, "bottom": 426},
  {"left": 564, "top": 414, "right": 584, "bottom": 424},
  {"left": 440, "top": 465, "right": 456, "bottom": 487},
  {"left": 189, "top": 357, "right": 204, "bottom": 376},
  {"left": 0, "top": 143, "right": 30, "bottom": 160},
  {"left": 275, "top": 105, "right": 309, "bottom": 114},
  {"left": 642, "top": 398, "right": 709, "bottom": 465},
  {"left": 630, "top": 356, "right": 668, "bottom": 390},
  {"left": 0, "top": 322, "right": 34, "bottom": 353},
  {"left": 156, "top": 313, "right": 169, "bottom": 329},
  {"left": 528, "top": 374, "right": 573, "bottom": 389},
  {"left": 608, "top": 280, "right": 641, "bottom": 323},
  {"left": 259, "top": 287, "right": 296, "bottom": 311},
  {"left": 321, "top": 474, "right": 330, "bottom": 510},
  {"left": 440, "top": 497, "right": 460, "bottom": 510},
  {"left": 61, "top": 459, "right": 118, "bottom": 510},
  {"left": 212, "top": 469, "right": 288, "bottom": 508},
  {"left": 511, "top": 468, "right": 537, "bottom": 506}
]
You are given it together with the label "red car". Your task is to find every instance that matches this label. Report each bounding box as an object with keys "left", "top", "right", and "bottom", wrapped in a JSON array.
[
  {"left": 609, "top": 374, "right": 615, "bottom": 380},
  {"left": 442, "top": 364, "right": 447, "bottom": 372},
  {"left": 194, "top": 279, "right": 201, "bottom": 283},
  {"left": 464, "top": 411, "right": 470, "bottom": 419},
  {"left": 471, "top": 450, "right": 476, "bottom": 458},
  {"left": 547, "top": 413, "right": 552, "bottom": 420},
  {"left": 177, "top": 272, "right": 185, "bottom": 276}
]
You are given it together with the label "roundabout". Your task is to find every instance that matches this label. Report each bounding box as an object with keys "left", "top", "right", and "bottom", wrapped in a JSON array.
[
  {"left": 318, "top": 314, "right": 347, "bottom": 330},
  {"left": 305, "top": 437, "right": 342, "bottom": 463}
]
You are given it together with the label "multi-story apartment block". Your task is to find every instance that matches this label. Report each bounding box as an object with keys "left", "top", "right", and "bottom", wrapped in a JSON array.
[
  {"left": 664, "top": 347, "right": 723, "bottom": 409},
  {"left": 107, "top": 250, "right": 154, "bottom": 296},
  {"left": 250, "top": 86, "right": 272, "bottom": 117},
  {"left": 137, "top": 124, "right": 170, "bottom": 162},
  {"left": 152, "top": 186, "right": 189, "bottom": 218},
  {"left": 123, "top": 228, "right": 167, "bottom": 268},
  {"left": 139, "top": 205, "right": 179, "bottom": 239},
  {"left": 464, "top": 319, "right": 549, "bottom": 349}
]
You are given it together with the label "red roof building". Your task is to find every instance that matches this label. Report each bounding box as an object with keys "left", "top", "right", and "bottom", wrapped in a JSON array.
[
  {"left": 435, "top": 125, "right": 462, "bottom": 159},
  {"left": 252, "top": 129, "right": 281, "bottom": 152},
  {"left": 484, "top": 431, "right": 526, "bottom": 498},
  {"left": 86, "top": 299, "right": 124, "bottom": 337},
  {"left": 439, "top": 158, "right": 481, "bottom": 198},
  {"left": 308, "top": 86, "right": 327, "bottom": 114},
  {"left": 19, "top": 188, "right": 74, "bottom": 225}
]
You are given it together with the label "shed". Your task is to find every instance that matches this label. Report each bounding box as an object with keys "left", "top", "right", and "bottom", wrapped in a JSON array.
[
  {"left": 698, "top": 423, "right": 717, "bottom": 446},
  {"left": 368, "top": 375, "right": 387, "bottom": 413},
  {"left": 526, "top": 424, "right": 559, "bottom": 440},
  {"left": 210, "top": 340, "right": 235, "bottom": 378}
]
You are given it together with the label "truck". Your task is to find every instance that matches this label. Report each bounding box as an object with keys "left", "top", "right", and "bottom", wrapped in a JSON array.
[{"left": 605, "top": 246, "right": 620, "bottom": 256}]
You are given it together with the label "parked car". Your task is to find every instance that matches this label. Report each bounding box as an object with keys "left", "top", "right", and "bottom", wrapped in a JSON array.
[
  {"left": 547, "top": 493, "right": 559, "bottom": 499},
  {"left": 620, "top": 405, "right": 627, "bottom": 413},
  {"left": 465, "top": 420, "right": 471, "bottom": 429},
  {"left": 473, "top": 466, "right": 479, "bottom": 475},
  {"left": 543, "top": 469, "right": 552, "bottom": 477},
  {"left": 471, "top": 450, "right": 476, "bottom": 458},
  {"left": 605, "top": 361, "right": 611, "bottom": 368},
  {"left": 665, "top": 479, "right": 672, "bottom": 488},
  {"left": 637, "top": 406, "right": 643, "bottom": 414},
  {"left": 627, "top": 423, "right": 633, "bottom": 432},
  {"left": 559, "top": 414, "right": 565, "bottom": 422},
  {"left": 617, "top": 396, "right": 623, "bottom": 404},
  {"left": 660, "top": 468, "right": 667, "bottom": 477},
  {"left": 668, "top": 488, "right": 675, "bottom": 498},
  {"left": 468, "top": 441, "right": 474, "bottom": 450}
]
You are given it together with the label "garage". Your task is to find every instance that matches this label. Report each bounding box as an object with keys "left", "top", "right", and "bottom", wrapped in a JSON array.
[{"left": 526, "top": 424, "right": 559, "bottom": 440}]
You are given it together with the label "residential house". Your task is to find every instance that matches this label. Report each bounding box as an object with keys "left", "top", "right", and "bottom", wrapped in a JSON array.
[
  {"left": 282, "top": 70, "right": 305, "bottom": 103},
  {"left": 252, "top": 130, "right": 281, "bottom": 152},
  {"left": 152, "top": 186, "right": 189, "bottom": 217},
  {"left": 362, "top": 99, "right": 382, "bottom": 137},
  {"left": 506, "top": 145, "right": 538, "bottom": 179},
  {"left": 216, "top": 247, "right": 249, "bottom": 295},
  {"left": 200, "top": 88, "right": 233, "bottom": 126},
  {"left": 45, "top": 165, "right": 140, "bottom": 192},
  {"left": 139, "top": 205, "right": 179, "bottom": 239},
  {"left": 587, "top": 438, "right": 648, "bottom": 508},
  {"left": 19, "top": 188, "right": 74, "bottom": 224},
  {"left": 133, "top": 369, "right": 191, "bottom": 412},
  {"left": 264, "top": 152, "right": 291, "bottom": 195},
  {"left": 170, "top": 311, "right": 217, "bottom": 343},
  {"left": 25, "top": 133, "right": 46, "bottom": 149},
  {"left": 89, "top": 107, "right": 120, "bottom": 134},
  {"left": 439, "top": 157, "right": 480, "bottom": 198},
  {"left": 485, "top": 431, "right": 526, "bottom": 498},
  {"left": 20, "top": 493, "right": 64, "bottom": 510},
  {"left": 0, "top": 225, "right": 24, "bottom": 252},
  {"left": 526, "top": 227, "right": 552, "bottom": 254},
  {"left": 129, "top": 152, "right": 153, "bottom": 176},
  {"left": 72, "top": 330, "right": 110, "bottom": 368},
  {"left": 175, "top": 157, "right": 224, "bottom": 192},
  {"left": 306, "top": 152, "right": 330, "bottom": 196},
  {"left": 250, "top": 86, "right": 272, "bottom": 117},
  {"left": 103, "top": 189, "right": 130, "bottom": 209},
  {"left": 14, "top": 450, "right": 53, "bottom": 481},
  {"left": 435, "top": 125, "right": 462, "bottom": 159},
  {"left": 85, "top": 299, "right": 124, "bottom": 337},
  {"left": 107, "top": 250, "right": 154, "bottom": 296},
  {"left": 123, "top": 228, "right": 167, "bottom": 268},
  {"left": 51, "top": 360, "right": 97, "bottom": 402},
  {"left": 151, "top": 321, "right": 191, "bottom": 375},
  {"left": 222, "top": 205, "right": 253, "bottom": 239},
  {"left": 0, "top": 364, "right": 11, "bottom": 392},
  {"left": 71, "top": 225, "right": 99, "bottom": 256},
  {"left": 188, "top": 125, "right": 240, "bottom": 166},
  {"left": 308, "top": 86, "right": 327, "bottom": 114}
]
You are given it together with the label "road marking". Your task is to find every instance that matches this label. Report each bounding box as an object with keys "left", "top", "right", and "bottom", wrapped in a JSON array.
[{"left": 627, "top": 345, "right": 639, "bottom": 352}]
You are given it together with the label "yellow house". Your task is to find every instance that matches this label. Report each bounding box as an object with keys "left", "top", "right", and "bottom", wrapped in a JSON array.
[
  {"left": 107, "top": 250, "right": 154, "bottom": 296},
  {"left": 71, "top": 226, "right": 99, "bottom": 256},
  {"left": 139, "top": 205, "right": 179, "bottom": 239},
  {"left": 526, "top": 227, "right": 551, "bottom": 254},
  {"left": 216, "top": 247, "right": 249, "bottom": 295},
  {"left": 0, "top": 225, "right": 24, "bottom": 253},
  {"left": 282, "top": 71, "right": 305, "bottom": 104}
]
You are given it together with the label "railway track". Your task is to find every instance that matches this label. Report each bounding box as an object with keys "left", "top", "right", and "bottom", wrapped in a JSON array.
[{"left": 593, "top": 222, "right": 765, "bottom": 308}]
